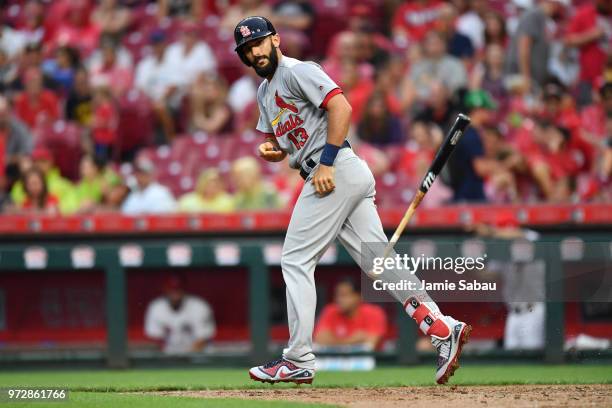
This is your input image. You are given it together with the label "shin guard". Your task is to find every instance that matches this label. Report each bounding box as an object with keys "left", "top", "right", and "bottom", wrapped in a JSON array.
[{"left": 404, "top": 297, "right": 451, "bottom": 339}]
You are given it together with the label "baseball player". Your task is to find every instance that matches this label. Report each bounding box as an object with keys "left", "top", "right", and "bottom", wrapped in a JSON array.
[{"left": 233, "top": 16, "right": 471, "bottom": 385}]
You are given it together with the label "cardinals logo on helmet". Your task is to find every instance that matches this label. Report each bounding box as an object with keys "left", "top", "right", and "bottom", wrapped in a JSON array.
[{"left": 239, "top": 25, "right": 252, "bottom": 38}]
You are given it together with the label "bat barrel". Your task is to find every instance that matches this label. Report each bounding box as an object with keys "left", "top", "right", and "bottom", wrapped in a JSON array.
[
  {"left": 418, "top": 113, "right": 471, "bottom": 193},
  {"left": 385, "top": 113, "right": 472, "bottom": 253}
]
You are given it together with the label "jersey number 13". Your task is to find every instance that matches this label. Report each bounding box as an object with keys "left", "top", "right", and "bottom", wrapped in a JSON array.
[{"left": 287, "top": 127, "right": 309, "bottom": 150}]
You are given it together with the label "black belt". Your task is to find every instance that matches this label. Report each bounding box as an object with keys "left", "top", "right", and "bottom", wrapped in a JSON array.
[{"left": 299, "top": 140, "right": 351, "bottom": 180}]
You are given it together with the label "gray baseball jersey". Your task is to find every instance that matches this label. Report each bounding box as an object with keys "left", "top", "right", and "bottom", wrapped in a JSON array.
[{"left": 256, "top": 56, "right": 342, "bottom": 169}]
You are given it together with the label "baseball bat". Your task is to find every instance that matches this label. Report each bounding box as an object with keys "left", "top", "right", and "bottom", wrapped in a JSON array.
[{"left": 382, "top": 113, "right": 471, "bottom": 257}]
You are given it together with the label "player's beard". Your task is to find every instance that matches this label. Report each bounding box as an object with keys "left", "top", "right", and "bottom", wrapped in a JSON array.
[{"left": 253, "top": 45, "right": 279, "bottom": 78}]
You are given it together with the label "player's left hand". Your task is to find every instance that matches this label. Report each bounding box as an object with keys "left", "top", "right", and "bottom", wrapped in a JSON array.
[
  {"left": 311, "top": 164, "right": 335, "bottom": 195},
  {"left": 258, "top": 141, "right": 286, "bottom": 162}
]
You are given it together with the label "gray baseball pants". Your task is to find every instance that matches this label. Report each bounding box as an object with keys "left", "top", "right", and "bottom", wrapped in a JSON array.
[{"left": 281, "top": 148, "right": 443, "bottom": 368}]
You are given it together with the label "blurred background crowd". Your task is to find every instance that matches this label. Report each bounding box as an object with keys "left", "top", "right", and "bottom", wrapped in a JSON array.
[{"left": 0, "top": 0, "right": 611, "bottom": 216}]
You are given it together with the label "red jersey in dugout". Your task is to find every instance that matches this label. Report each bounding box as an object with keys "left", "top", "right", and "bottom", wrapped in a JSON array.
[{"left": 314, "top": 303, "right": 388, "bottom": 347}]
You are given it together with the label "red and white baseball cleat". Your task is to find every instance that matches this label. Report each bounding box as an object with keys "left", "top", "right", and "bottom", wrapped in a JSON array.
[
  {"left": 432, "top": 317, "right": 472, "bottom": 385},
  {"left": 249, "top": 358, "right": 315, "bottom": 384}
]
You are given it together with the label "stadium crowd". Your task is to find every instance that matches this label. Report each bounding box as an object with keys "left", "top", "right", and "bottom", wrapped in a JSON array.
[{"left": 0, "top": 0, "right": 610, "bottom": 215}]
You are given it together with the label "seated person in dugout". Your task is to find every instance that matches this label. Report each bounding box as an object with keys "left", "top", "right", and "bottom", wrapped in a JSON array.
[
  {"left": 144, "top": 275, "right": 216, "bottom": 355},
  {"left": 314, "top": 277, "right": 387, "bottom": 351}
]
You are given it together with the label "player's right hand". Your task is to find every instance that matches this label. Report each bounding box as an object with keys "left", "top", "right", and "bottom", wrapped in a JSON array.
[{"left": 258, "top": 141, "right": 286, "bottom": 162}]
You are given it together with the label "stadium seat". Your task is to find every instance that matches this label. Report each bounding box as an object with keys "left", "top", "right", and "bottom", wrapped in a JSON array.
[
  {"left": 123, "top": 29, "right": 153, "bottom": 61},
  {"left": 2, "top": 3, "right": 22, "bottom": 27},
  {"left": 33, "top": 120, "right": 83, "bottom": 180},
  {"left": 308, "top": 0, "right": 349, "bottom": 56},
  {"left": 116, "top": 89, "right": 155, "bottom": 159}
]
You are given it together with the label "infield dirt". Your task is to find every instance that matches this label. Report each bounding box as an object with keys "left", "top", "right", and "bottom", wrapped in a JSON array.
[{"left": 157, "top": 384, "right": 612, "bottom": 407}]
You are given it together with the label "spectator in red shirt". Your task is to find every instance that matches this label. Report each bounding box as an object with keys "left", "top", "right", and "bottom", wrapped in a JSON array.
[
  {"left": 542, "top": 124, "right": 580, "bottom": 200},
  {"left": 581, "top": 82, "right": 612, "bottom": 143},
  {"left": 91, "top": 84, "right": 118, "bottom": 161},
  {"left": 398, "top": 120, "right": 438, "bottom": 179},
  {"left": 322, "top": 31, "right": 374, "bottom": 88},
  {"left": 347, "top": 58, "right": 404, "bottom": 124},
  {"left": 565, "top": 0, "right": 612, "bottom": 104},
  {"left": 13, "top": 67, "right": 60, "bottom": 128},
  {"left": 540, "top": 81, "right": 595, "bottom": 173},
  {"left": 19, "top": 167, "right": 60, "bottom": 215},
  {"left": 520, "top": 120, "right": 578, "bottom": 202},
  {"left": 578, "top": 83, "right": 612, "bottom": 201},
  {"left": 47, "top": 0, "right": 100, "bottom": 58},
  {"left": 335, "top": 61, "right": 375, "bottom": 124},
  {"left": 511, "top": 118, "right": 544, "bottom": 166},
  {"left": 392, "top": 0, "right": 444, "bottom": 47},
  {"left": 314, "top": 278, "right": 387, "bottom": 350}
]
